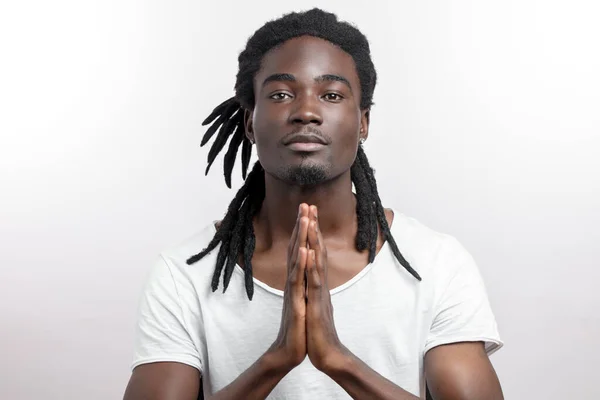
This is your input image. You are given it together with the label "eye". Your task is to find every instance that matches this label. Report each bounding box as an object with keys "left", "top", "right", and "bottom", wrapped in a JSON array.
[
  {"left": 269, "top": 92, "right": 292, "bottom": 101},
  {"left": 323, "top": 92, "right": 343, "bottom": 102}
]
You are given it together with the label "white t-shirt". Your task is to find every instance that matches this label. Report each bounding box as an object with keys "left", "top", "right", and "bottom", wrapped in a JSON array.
[{"left": 131, "top": 211, "right": 502, "bottom": 399}]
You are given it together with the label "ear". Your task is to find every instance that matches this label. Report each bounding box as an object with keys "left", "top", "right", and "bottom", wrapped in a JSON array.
[
  {"left": 244, "top": 108, "right": 255, "bottom": 143},
  {"left": 360, "top": 109, "right": 370, "bottom": 141}
]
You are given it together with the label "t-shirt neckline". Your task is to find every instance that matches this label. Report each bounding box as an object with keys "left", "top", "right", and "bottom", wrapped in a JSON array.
[{"left": 210, "top": 209, "right": 396, "bottom": 297}]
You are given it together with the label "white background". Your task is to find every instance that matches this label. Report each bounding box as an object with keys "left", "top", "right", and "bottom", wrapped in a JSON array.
[{"left": 1, "top": 1, "right": 599, "bottom": 399}]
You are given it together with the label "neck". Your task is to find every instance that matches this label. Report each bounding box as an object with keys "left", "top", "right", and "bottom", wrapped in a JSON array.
[{"left": 256, "top": 170, "right": 357, "bottom": 248}]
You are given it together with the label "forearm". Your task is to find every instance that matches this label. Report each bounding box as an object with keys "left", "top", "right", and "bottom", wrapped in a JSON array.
[
  {"left": 324, "top": 348, "right": 419, "bottom": 400},
  {"left": 207, "top": 348, "right": 294, "bottom": 400}
]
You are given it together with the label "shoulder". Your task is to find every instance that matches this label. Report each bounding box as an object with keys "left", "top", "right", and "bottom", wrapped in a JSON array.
[
  {"left": 388, "top": 209, "right": 453, "bottom": 251},
  {"left": 161, "top": 222, "right": 218, "bottom": 263},
  {"left": 135, "top": 221, "right": 224, "bottom": 306},
  {"left": 152, "top": 222, "right": 221, "bottom": 289},
  {"left": 388, "top": 209, "right": 474, "bottom": 281}
]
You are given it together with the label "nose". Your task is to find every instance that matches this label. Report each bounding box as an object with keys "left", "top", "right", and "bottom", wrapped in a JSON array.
[{"left": 289, "top": 94, "right": 323, "bottom": 125}]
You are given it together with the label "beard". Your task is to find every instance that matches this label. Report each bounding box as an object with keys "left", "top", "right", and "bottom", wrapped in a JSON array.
[{"left": 278, "top": 162, "right": 329, "bottom": 186}]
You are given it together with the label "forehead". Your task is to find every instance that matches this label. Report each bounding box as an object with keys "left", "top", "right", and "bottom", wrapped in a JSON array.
[{"left": 256, "top": 36, "right": 359, "bottom": 86}]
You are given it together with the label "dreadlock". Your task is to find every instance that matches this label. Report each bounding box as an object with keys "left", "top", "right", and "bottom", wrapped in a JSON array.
[{"left": 187, "top": 8, "right": 421, "bottom": 300}]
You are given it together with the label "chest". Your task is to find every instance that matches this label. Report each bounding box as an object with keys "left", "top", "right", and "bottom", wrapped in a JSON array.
[
  {"left": 197, "top": 259, "right": 430, "bottom": 396},
  {"left": 249, "top": 242, "right": 379, "bottom": 292}
]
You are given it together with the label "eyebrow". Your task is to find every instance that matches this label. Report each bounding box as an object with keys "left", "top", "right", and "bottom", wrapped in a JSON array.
[
  {"left": 314, "top": 74, "right": 352, "bottom": 91},
  {"left": 261, "top": 73, "right": 353, "bottom": 92}
]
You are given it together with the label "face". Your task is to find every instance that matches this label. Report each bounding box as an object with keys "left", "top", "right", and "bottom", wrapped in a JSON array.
[{"left": 246, "top": 36, "right": 369, "bottom": 186}]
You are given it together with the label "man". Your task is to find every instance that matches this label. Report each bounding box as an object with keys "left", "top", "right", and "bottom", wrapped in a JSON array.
[{"left": 124, "top": 8, "right": 503, "bottom": 400}]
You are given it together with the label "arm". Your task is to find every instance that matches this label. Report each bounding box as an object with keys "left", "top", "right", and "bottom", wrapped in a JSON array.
[
  {"left": 124, "top": 206, "right": 313, "bottom": 400},
  {"left": 124, "top": 362, "right": 199, "bottom": 400},
  {"left": 420, "top": 235, "right": 503, "bottom": 399},
  {"left": 123, "top": 349, "right": 294, "bottom": 400},
  {"left": 304, "top": 206, "right": 418, "bottom": 399},
  {"left": 321, "top": 341, "right": 503, "bottom": 400},
  {"left": 324, "top": 349, "right": 419, "bottom": 400},
  {"left": 304, "top": 206, "right": 503, "bottom": 399},
  {"left": 424, "top": 341, "right": 503, "bottom": 400}
]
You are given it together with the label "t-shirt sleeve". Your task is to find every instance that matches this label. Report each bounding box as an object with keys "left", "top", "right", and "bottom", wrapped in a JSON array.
[
  {"left": 130, "top": 255, "right": 202, "bottom": 372},
  {"left": 424, "top": 236, "right": 503, "bottom": 355}
]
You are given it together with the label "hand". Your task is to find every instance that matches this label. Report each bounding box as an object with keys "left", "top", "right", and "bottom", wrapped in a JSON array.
[
  {"left": 269, "top": 204, "right": 310, "bottom": 370},
  {"left": 305, "top": 205, "right": 346, "bottom": 372}
]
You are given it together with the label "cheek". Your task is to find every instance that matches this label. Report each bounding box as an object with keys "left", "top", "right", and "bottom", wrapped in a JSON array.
[
  {"left": 329, "top": 105, "right": 361, "bottom": 143},
  {"left": 331, "top": 107, "right": 361, "bottom": 169},
  {"left": 252, "top": 105, "right": 287, "bottom": 142}
]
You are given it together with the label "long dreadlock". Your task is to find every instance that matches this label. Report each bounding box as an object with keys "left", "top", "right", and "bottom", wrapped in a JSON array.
[{"left": 186, "top": 8, "right": 421, "bottom": 301}]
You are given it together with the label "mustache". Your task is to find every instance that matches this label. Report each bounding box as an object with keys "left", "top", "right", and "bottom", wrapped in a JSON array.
[{"left": 280, "top": 126, "right": 331, "bottom": 144}]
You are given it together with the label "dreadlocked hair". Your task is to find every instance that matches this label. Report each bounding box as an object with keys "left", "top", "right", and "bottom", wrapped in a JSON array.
[{"left": 187, "top": 8, "right": 421, "bottom": 301}]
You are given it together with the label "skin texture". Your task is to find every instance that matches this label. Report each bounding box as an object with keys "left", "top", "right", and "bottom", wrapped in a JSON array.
[
  {"left": 248, "top": 36, "right": 367, "bottom": 185},
  {"left": 123, "top": 36, "right": 504, "bottom": 400}
]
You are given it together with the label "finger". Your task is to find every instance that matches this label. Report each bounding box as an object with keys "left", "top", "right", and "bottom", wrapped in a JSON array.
[
  {"left": 307, "top": 219, "right": 318, "bottom": 253},
  {"left": 315, "top": 223, "right": 327, "bottom": 279},
  {"left": 287, "top": 206, "right": 302, "bottom": 270},
  {"left": 292, "top": 247, "right": 308, "bottom": 302},
  {"left": 309, "top": 205, "right": 318, "bottom": 222},
  {"left": 299, "top": 203, "right": 309, "bottom": 221},
  {"left": 308, "top": 206, "right": 318, "bottom": 248},
  {"left": 289, "top": 203, "right": 308, "bottom": 270},
  {"left": 307, "top": 249, "right": 320, "bottom": 287},
  {"left": 306, "top": 249, "right": 323, "bottom": 309},
  {"left": 292, "top": 217, "right": 308, "bottom": 268},
  {"left": 307, "top": 205, "right": 320, "bottom": 244},
  {"left": 298, "top": 205, "right": 309, "bottom": 251},
  {"left": 310, "top": 217, "right": 327, "bottom": 280},
  {"left": 288, "top": 204, "right": 309, "bottom": 270}
]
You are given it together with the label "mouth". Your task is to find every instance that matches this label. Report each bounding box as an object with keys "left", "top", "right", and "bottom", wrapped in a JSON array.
[
  {"left": 285, "top": 142, "right": 326, "bottom": 152},
  {"left": 283, "top": 133, "right": 328, "bottom": 152}
]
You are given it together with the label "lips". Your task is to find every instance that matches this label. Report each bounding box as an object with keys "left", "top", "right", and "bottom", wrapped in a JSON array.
[
  {"left": 283, "top": 133, "right": 328, "bottom": 146},
  {"left": 283, "top": 133, "right": 328, "bottom": 152}
]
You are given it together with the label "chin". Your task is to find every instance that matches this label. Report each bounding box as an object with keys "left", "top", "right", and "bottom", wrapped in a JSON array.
[{"left": 278, "top": 163, "right": 330, "bottom": 186}]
